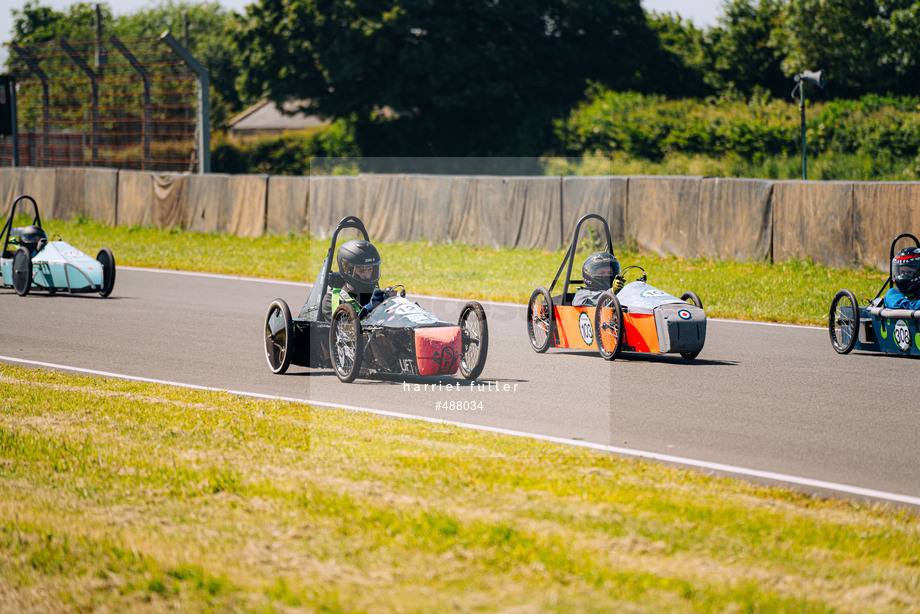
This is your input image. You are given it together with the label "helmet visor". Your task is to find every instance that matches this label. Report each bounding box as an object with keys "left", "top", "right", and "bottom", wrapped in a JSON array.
[
  {"left": 592, "top": 264, "right": 616, "bottom": 278},
  {"left": 353, "top": 263, "right": 379, "bottom": 282},
  {"left": 894, "top": 257, "right": 920, "bottom": 283}
]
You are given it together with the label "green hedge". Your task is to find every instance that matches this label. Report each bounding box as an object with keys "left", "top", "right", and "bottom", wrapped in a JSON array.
[
  {"left": 557, "top": 88, "right": 920, "bottom": 162},
  {"left": 211, "top": 120, "right": 359, "bottom": 175}
]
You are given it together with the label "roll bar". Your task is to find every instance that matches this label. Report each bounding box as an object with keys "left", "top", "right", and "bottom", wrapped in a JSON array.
[
  {"left": 548, "top": 214, "right": 613, "bottom": 300},
  {"left": 1, "top": 195, "right": 42, "bottom": 256}
]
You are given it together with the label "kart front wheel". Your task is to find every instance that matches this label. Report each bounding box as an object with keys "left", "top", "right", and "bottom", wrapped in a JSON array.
[
  {"left": 12, "top": 247, "right": 32, "bottom": 297},
  {"left": 679, "top": 291, "right": 704, "bottom": 360},
  {"left": 458, "top": 301, "right": 488, "bottom": 380},
  {"left": 595, "top": 291, "right": 623, "bottom": 360},
  {"left": 527, "top": 286, "right": 554, "bottom": 353},
  {"left": 829, "top": 289, "right": 859, "bottom": 354},
  {"left": 330, "top": 303, "right": 363, "bottom": 383},
  {"left": 264, "top": 298, "right": 294, "bottom": 374},
  {"left": 96, "top": 248, "right": 116, "bottom": 297}
]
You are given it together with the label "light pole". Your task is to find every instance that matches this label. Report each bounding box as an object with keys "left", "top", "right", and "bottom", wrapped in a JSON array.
[{"left": 791, "top": 69, "right": 826, "bottom": 180}]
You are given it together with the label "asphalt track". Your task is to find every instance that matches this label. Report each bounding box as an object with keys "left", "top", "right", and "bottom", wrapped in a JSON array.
[{"left": 3, "top": 267, "right": 919, "bottom": 508}]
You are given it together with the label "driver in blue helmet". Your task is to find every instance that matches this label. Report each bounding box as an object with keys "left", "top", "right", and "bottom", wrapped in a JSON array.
[
  {"left": 322, "top": 238, "right": 385, "bottom": 318},
  {"left": 572, "top": 251, "right": 625, "bottom": 307},
  {"left": 884, "top": 246, "right": 920, "bottom": 309}
]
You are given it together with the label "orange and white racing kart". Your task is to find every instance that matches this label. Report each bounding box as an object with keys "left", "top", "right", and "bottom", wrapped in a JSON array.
[{"left": 526, "top": 214, "right": 706, "bottom": 360}]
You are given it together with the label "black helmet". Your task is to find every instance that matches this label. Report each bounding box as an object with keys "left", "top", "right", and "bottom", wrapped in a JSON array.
[
  {"left": 893, "top": 246, "right": 920, "bottom": 296},
  {"left": 582, "top": 251, "right": 620, "bottom": 291},
  {"left": 18, "top": 225, "right": 47, "bottom": 255},
  {"left": 337, "top": 239, "right": 381, "bottom": 293}
]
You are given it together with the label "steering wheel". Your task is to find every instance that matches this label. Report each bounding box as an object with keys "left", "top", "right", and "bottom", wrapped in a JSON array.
[{"left": 620, "top": 265, "right": 647, "bottom": 283}]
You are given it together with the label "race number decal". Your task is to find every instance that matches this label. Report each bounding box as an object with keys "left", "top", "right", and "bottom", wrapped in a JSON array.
[
  {"left": 579, "top": 312, "right": 594, "bottom": 345},
  {"left": 894, "top": 320, "right": 911, "bottom": 351},
  {"left": 641, "top": 289, "right": 668, "bottom": 298}
]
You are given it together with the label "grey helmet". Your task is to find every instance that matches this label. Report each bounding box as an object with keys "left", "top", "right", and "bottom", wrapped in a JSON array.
[
  {"left": 337, "top": 239, "right": 381, "bottom": 293},
  {"left": 582, "top": 251, "right": 620, "bottom": 291}
]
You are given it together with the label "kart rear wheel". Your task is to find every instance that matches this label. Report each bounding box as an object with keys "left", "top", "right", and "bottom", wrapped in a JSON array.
[
  {"left": 330, "top": 303, "right": 363, "bottom": 383},
  {"left": 595, "top": 291, "right": 623, "bottom": 360},
  {"left": 12, "top": 247, "right": 32, "bottom": 297},
  {"left": 829, "top": 289, "right": 859, "bottom": 354},
  {"left": 96, "top": 248, "right": 116, "bottom": 297},
  {"left": 679, "top": 291, "right": 704, "bottom": 360},
  {"left": 458, "top": 301, "right": 489, "bottom": 380},
  {"left": 527, "top": 286, "right": 554, "bottom": 353},
  {"left": 264, "top": 298, "right": 294, "bottom": 374}
]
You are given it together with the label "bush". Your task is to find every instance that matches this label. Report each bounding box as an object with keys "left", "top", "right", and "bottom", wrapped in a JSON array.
[
  {"left": 556, "top": 87, "right": 920, "bottom": 165},
  {"left": 210, "top": 120, "right": 359, "bottom": 175}
]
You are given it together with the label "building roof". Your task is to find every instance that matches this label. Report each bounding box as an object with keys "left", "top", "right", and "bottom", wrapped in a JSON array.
[{"left": 226, "top": 99, "right": 328, "bottom": 133}]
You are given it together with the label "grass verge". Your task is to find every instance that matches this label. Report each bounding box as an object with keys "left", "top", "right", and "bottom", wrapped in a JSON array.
[
  {"left": 2, "top": 363, "right": 919, "bottom": 612},
  {"left": 48, "top": 217, "right": 884, "bottom": 326}
]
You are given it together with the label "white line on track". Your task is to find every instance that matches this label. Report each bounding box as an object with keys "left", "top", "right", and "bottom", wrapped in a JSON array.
[{"left": 4, "top": 353, "right": 918, "bottom": 508}]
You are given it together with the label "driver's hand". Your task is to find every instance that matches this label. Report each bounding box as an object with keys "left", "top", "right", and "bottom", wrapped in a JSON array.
[{"left": 613, "top": 275, "right": 625, "bottom": 292}]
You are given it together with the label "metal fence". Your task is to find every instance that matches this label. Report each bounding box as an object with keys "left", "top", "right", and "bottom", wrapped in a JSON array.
[{"left": 1, "top": 33, "right": 206, "bottom": 173}]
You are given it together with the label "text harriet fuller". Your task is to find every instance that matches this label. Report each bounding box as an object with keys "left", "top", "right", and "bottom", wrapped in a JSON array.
[{"left": 403, "top": 381, "right": 519, "bottom": 392}]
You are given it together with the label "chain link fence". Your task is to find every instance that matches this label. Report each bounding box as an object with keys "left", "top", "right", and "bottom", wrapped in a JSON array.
[{"left": 1, "top": 35, "right": 203, "bottom": 172}]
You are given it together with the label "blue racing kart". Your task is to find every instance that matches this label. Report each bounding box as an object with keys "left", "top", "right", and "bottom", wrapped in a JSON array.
[
  {"left": 1, "top": 195, "right": 115, "bottom": 297},
  {"left": 829, "top": 233, "right": 920, "bottom": 356}
]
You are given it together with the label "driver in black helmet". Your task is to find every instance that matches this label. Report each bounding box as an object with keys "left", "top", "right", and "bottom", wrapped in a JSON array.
[
  {"left": 572, "top": 251, "right": 625, "bottom": 306},
  {"left": 885, "top": 246, "right": 920, "bottom": 309},
  {"left": 322, "top": 238, "right": 383, "bottom": 318},
  {"left": 16, "top": 225, "right": 48, "bottom": 257}
]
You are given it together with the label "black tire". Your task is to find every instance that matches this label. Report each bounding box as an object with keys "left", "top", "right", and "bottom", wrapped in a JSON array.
[
  {"left": 330, "top": 303, "right": 363, "bottom": 383},
  {"left": 680, "top": 290, "right": 703, "bottom": 310},
  {"left": 679, "top": 291, "right": 704, "bottom": 360},
  {"left": 458, "top": 301, "right": 489, "bottom": 380},
  {"left": 829, "top": 289, "right": 859, "bottom": 354},
  {"left": 12, "top": 247, "right": 32, "bottom": 297},
  {"left": 527, "top": 286, "right": 554, "bottom": 353},
  {"left": 96, "top": 247, "right": 116, "bottom": 297},
  {"left": 264, "top": 298, "right": 294, "bottom": 374},
  {"left": 595, "top": 291, "right": 623, "bottom": 360}
]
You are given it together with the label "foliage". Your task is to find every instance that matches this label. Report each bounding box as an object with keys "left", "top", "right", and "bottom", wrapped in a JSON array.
[
  {"left": 115, "top": 0, "right": 249, "bottom": 130},
  {"left": 8, "top": 1, "right": 247, "bottom": 133},
  {"left": 211, "top": 121, "right": 359, "bottom": 175},
  {"left": 556, "top": 87, "right": 920, "bottom": 169},
  {"left": 236, "top": 0, "right": 674, "bottom": 156}
]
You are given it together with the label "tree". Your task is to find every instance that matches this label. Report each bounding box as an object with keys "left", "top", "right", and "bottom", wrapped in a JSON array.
[
  {"left": 237, "top": 0, "right": 670, "bottom": 156},
  {"left": 10, "top": 1, "right": 107, "bottom": 46},
  {"left": 771, "top": 0, "right": 920, "bottom": 96},
  {"left": 115, "top": 0, "right": 248, "bottom": 129},
  {"left": 704, "top": 0, "right": 786, "bottom": 97}
]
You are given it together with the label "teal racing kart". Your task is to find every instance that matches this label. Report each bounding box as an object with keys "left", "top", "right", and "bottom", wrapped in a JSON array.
[
  {"left": 1, "top": 195, "right": 116, "bottom": 297},
  {"left": 829, "top": 233, "right": 920, "bottom": 356}
]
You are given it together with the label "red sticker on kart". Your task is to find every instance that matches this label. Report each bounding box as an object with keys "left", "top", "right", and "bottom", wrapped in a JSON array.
[{"left": 678, "top": 309, "right": 692, "bottom": 320}]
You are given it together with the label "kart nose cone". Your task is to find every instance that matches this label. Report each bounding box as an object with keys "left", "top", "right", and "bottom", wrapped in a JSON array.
[{"left": 414, "top": 326, "right": 462, "bottom": 376}]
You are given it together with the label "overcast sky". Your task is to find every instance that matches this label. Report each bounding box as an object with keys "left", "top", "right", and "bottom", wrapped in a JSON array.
[{"left": 1, "top": 0, "right": 723, "bottom": 69}]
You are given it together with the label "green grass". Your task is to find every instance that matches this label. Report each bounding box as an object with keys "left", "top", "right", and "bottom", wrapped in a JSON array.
[
  {"left": 47, "top": 216, "right": 884, "bottom": 326},
  {"left": 2, "top": 363, "right": 919, "bottom": 612}
]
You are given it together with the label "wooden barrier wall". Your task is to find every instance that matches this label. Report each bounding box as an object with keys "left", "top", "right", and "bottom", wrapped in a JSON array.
[{"left": 1, "top": 167, "right": 919, "bottom": 270}]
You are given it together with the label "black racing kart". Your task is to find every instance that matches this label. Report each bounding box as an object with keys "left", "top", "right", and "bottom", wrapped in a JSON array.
[{"left": 263, "top": 216, "right": 488, "bottom": 383}]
